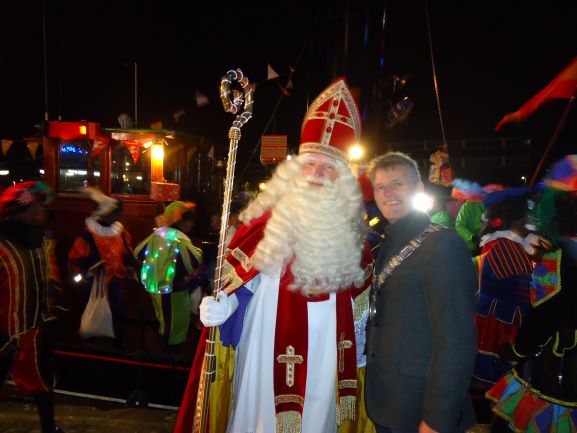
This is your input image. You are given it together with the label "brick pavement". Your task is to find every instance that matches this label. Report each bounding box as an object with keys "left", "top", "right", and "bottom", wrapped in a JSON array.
[
  {"left": 0, "top": 397, "right": 175, "bottom": 433},
  {"left": 0, "top": 396, "right": 491, "bottom": 433}
]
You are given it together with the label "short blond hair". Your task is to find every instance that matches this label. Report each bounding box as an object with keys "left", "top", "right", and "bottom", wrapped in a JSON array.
[{"left": 366, "top": 151, "right": 421, "bottom": 184}]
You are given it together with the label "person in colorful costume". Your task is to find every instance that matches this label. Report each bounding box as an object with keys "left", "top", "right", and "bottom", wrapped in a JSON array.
[
  {"left": 455, "top": 200, "right": 484, "bottom": 254},
  {"left": 134, "top": 201, "right": 203, "bottom": 350},
  {"left": 486, "top": 155, "right": 577, "bottom": 433},
  {"left": 0, "top": 181, "right": 65, "bottom": 433},
  {"left": 68, "top": 187, "right": 135, "bottom": 342},
  {"left": 453, "top": 181, "right": 507, "bottom": 256},
  {"left": 365, "top": 152, "right": 477, "bottom": 433},
  {"left": 473, "top": 187, "right": 538, "bottom": 386},
  {"left": 174, "top": 78, "right": 373, "bottom": 433}
]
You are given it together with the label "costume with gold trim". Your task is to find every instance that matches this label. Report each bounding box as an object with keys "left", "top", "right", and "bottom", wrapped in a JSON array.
[
  {"left": 69, "top": 217, "right": 135, "bottom": 341},
  {"left": 486, "top": 243, "right": 577, "bottom": 432},
  {"left": 473, "top": 232, "right": 534, "bottom": 384},
  {"left": 175, "top": 77, "right": 368, "bottom": 433},
  {"left": 0, "top": 222, "right": 59, "bottom": 396},
  {"left": 174, "top": 210, "right": 373, "bottom": 433}
]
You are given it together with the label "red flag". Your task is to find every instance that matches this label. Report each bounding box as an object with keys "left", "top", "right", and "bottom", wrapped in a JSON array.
[
  {"left": 92, "top": 134, "right": 109, "bottom": 156},
  {"left": 124, "top": 140, "right": 141, "bottom": 164},
  {"left": 495, "top": 56, "right": 577, "bottom": 131}
]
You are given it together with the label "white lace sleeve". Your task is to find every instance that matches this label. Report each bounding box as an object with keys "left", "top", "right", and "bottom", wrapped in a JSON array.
[{"left": 354, "top": 307, "right": 369, "bottom": 368}]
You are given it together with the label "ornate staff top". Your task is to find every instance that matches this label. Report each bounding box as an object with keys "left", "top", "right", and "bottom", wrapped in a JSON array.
[{"left": 219, "top": 68, "right": 254, "bottom": 132}]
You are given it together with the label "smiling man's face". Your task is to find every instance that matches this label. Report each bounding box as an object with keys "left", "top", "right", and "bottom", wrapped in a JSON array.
[{"left": 373, "top": 164, "right": 423, "bottom": 224}]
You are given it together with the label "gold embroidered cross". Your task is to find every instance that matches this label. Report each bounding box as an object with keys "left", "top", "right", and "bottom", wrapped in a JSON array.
[
  {"left": 338, "top": 332, "right": 353, "bottom": 373},
  {"left": 276, "top": 345, "right": 303, "bottom": 387}
]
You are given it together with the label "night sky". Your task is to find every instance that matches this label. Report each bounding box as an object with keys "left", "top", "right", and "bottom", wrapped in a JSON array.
[{"left": 1, "top": 0, "right": 576, "bottom": 173}]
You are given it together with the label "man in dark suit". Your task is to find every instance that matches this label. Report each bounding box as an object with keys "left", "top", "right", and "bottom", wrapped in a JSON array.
[{"left": 365, "top": 152, "right": 477, "bottom": 433}]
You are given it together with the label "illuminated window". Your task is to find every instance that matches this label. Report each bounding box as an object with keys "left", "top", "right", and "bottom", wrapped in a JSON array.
[
  {"left": 111, "top": 141, "right": 150, "bottom": 195},
  {"left": 59, "top": 141, "right": 100, "bottom": 191}
]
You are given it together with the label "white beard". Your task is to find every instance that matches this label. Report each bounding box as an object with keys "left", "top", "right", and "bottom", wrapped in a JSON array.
[{"left": 244, "top": 157, "right": 365, "bottom": 295}]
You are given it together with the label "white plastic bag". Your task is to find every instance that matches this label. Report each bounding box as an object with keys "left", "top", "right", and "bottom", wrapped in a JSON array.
[{"left": 79, "top": 270, "right": 115, "bottom": 339}]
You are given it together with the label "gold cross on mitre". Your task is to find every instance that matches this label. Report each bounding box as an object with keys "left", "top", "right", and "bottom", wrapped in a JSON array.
[
  {"left": 304, "top": 80, "right": 360, "bottom": 148},
  {"left": 338, "top": 332, "right": 353, "bottom": 373},
  {"left": 276, "top": 345, "right": 304, "bottom": 387}
]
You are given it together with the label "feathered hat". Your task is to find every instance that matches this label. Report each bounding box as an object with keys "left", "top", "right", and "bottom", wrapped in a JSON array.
[
  {"left": 155, "top": 201, "right": 196, "bottom": 227},
  {"left": 543, "top": 155, "right": 577, "bottom": 191},
  {"left": 0, "top": 181, "right": 53, "bottom": 221},
  {"left": 298, "top": 78, "right": 361, "bottom": 164},
  {"left": 450, "top": 179, "right": 505, "bottom": 202},
  {"left": 532, "top": 155, "right": 577, "bottom": 240},
  {"left": 84, "top": 186, "right": 120, "bottom": 217}
]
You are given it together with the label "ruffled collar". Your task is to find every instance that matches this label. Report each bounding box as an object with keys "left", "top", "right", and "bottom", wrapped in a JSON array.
[
  {"left": 480, "top": 230, "right": 524, "bottom": 247},
  {"left": 85, "top": 217, "right": 124, "bottom": 237}
]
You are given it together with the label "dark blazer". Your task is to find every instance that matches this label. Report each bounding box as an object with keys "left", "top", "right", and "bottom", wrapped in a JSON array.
[{"left": 365, "top": 211, "right": 477, "bottom": 433}]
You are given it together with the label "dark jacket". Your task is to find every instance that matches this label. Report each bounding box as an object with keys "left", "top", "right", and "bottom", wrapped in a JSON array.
[{"left": 365, "top": 211, "right": 477, "bottom": 433}]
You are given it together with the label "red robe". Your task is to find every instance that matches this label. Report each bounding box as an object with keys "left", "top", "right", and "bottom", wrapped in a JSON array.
[{"left": 174, "top": 211, "right": 373, "bottom": 433}]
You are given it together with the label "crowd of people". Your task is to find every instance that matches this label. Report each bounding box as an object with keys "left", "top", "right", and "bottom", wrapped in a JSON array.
[{"left": 1, "top": 78, "right": 576, "bottom": 433}]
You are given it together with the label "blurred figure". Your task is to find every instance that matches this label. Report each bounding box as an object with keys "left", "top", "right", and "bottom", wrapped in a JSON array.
[
  {"left": 68, "top": 187, "right": 135, "bottom": 343},
  {"left": 486, "top": 158, "right": 577, "bottom": 433},
  {"left": 455, "top": 200, "right": 484, "bottom": 255},
  {"left": 446, "top": 198, "right": 465, "bottom": 224},
  {"left": 453, "top": 181, "right": 506, "bottom": 255},
  {"left": 0, "top": 181, "right": 65, "bottom": 433},
  {"left": 134, "top": 201, "right": 203, "bottom": 351},
  {"left": 428, "top": 187, "right": 453, "bottom": 229},
  {"left": 473, "top": 187, "right": 538, "bottom": 386}
]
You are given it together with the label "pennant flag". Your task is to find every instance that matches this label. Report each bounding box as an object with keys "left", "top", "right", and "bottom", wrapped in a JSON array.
[
  {"left": 267, "top": 64, "right": 279, "bottom": 80},
  {"left": 124, "top": 140, "right": 141, "bottom": 164},
  {"left": 542, "top": 154, "right": 577, "bottom": 191},
  {"left": 1, "top": 139, "right": 13, "bottom": 156},
  {"left": 27, "top": 142, "right": 39, "bottom": 159},
  {"left": 194, "top": 89, "right": 210, "bottom": 107},
  {"left": 92, "top": 134, "right": 110, "bottom": 156},
  {"left": 206, "top": 145, "right": 215, "bottom": 160},
  {"left": 173, "top": 108, "right": 186, "bottom": 123},
  {"left": 495, "top": 56, "right": 577, "bottom": 131},
  {"left": 279, "top": 77, "right": 293, "bottom": 96}
]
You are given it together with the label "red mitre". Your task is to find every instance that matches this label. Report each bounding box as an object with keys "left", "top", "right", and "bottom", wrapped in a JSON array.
[{"left": 299, "top": 78, "right": 361, "bottom": 164}]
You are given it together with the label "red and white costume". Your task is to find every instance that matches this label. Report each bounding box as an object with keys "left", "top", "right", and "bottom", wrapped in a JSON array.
[{"left": 174, "top": 79, "right": 373, "bottom": 433}]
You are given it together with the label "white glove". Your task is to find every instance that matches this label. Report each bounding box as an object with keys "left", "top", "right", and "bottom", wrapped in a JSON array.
[
  {"left": 523, "top": 233, "right": 553, "bottom": 255},
  {"left": 199, "top": 291, "right": 239, "bottom": 327}
]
